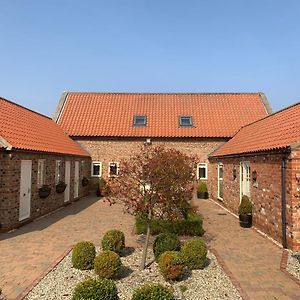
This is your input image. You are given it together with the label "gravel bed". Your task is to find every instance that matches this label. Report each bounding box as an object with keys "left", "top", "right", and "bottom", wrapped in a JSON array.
[
  {"left": 286, "top": 250, "right": 300, "bottom": 281},
  {"left": 26, "top": 247, "right": 242, "bottom": 300}
]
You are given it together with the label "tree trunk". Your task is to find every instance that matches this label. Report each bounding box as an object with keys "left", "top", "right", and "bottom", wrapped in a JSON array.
[{"left": 140, "top": 210, "right": 151, "bottom": 270}]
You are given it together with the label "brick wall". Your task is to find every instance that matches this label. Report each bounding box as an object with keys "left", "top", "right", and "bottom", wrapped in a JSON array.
[
  {"left": 75, "top": 137, "right": 227, "bottom": 188},
  {"left": 209, "top": 152, "right": 300, "bottom": 251},
  {"left": 0, "top": 150, "right": 91, "bottom": 230}
]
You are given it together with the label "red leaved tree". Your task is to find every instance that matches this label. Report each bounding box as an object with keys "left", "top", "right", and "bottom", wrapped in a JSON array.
[{"left": 107, "top": 145, "right": 197, "bottom": 270}]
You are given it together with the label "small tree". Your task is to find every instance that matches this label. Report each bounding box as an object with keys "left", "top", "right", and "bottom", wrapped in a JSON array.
[{"left": 108, "top": 145, "right": 197, "bottom": 270}]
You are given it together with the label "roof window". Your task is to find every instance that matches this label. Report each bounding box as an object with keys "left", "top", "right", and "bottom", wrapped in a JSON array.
[
  {"left": 133, "top": 115, "right": 147, "bottom": 127},
  {"left": 179, "top": 116, "right": 193, "bottom": 127}
]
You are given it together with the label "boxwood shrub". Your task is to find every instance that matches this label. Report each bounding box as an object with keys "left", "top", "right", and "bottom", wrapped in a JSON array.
[
  {"left": 71, "top": 241, "right": 96, "bottom": 270},
  {"left": 72, "top": 277, "right": 118, "bottom": 300},
  {"left": 153, "top": 233, "right": 181, "bottom": 262},
  {"left": 181, "top": 239, "right": 207, "bottom": 270},
  {"left": 132, "top": 283, "right": 173, "bottom": 300},
  {"left": 94, "top": 250, "right": 121, "bottom": 279},
  {"left": 158, "top": 251, "right": 185, "bottom": 281},
  {"left": 136, "top": 213, "right": 204, "bottom": 236},
  {"left": 102, "top": 229, "right": 125, "bottom": 254}
]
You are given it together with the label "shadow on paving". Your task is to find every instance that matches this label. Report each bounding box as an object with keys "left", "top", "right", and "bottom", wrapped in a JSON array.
[{"left": 0, "top": 194, "right": 100, "bottom": 241}]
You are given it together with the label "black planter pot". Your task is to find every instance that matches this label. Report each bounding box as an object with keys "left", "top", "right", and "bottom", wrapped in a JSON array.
[
  {"left": 239, "top": 214, "right": 252, "bottom": 228},
  {"left": 56, "top": 183, "right": 67, "bottom": 193},
  {"left": 38, "top": 187, "right": 51, "bottom": 198},
  {"left": 197, "top": 191, "right": 209, "bottom": 199}
]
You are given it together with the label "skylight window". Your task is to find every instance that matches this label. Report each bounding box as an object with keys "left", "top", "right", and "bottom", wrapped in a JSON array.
[
  {"left": 179, "top": 116, "right": 193, "bottom": 127},
  {"left": 133, "top": 115, "right": 147, "bottom": 127}
]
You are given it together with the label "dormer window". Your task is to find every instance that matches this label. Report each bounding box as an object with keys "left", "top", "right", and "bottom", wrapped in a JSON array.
[
  {"left": 133, "top": 115, "right": 147, "bottom": 127},
  {"left": 179, "top": 116, "right": 193, "bottom": 127}
]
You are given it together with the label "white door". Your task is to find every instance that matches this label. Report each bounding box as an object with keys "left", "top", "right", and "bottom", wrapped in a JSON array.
[
  {"left": 65, "top": 161, "right": 71, "bottom": 202},
  {"left": 240, "top": 162, "right": 251, "bottom": 198},
  {"left": 19, "top": 160, "right": 32, "bottom": 221},
  {"left": 74, "top": 161, "right": 79, "bottom": 198}
]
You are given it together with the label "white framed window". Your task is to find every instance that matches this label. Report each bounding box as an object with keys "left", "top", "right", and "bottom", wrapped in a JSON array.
[
  {"left": 179, "top": 115, "right": 193, "bottom": 127},
  {"left": 197, "top": 163, "right": 207, "bottom": 180},
  {"left": 37, "top": 159, "right": 46, "bottom": 186},
  {"left": 91, "top": 161, "right": 102, "bottom": 177},
  {"left": 55, "top": 160, "right": 62, "bottom": 184},
  {"left": 108, "top": 162, "right": 119, "bottom": 177},
  {"left": 133, "top": 115, "right": 147, "bottom": 127},
  {"left": 218, "top": 163, "right": 224, "bottom": 200}
]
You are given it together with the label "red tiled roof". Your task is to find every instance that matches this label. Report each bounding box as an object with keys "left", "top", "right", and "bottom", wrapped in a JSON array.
[
  {"left": 211, "top": 102, "right": 300, "bottom": 157},
  {"left": 0, "top": 97, "right": 89, "bottom": 156},
  {"left": 56, "top": 92, "right": 270, "bottom": 138}
]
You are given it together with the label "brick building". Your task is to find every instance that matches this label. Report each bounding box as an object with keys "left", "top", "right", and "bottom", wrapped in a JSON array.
[
  {"left": 0, "top": 97, "right": 91, "bottom": 231},
  {"left": 209, "top": 102, "right": 300, "bottom": 251},
  {"left": 54, "top": 92, "right": 271, "bottom": 188}
]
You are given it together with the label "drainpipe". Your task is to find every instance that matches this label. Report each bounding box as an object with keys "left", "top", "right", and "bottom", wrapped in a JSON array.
[{"left": 281, "top": 157, "right": 287, "bottom": 249}]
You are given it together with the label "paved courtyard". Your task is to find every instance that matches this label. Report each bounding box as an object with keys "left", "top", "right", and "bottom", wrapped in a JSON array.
[
  {"left": 0, "top": 195, "right": 136, "bottom": 300},
  {"left": 1, "top": 194, "right": 300, "bottom": 299}
]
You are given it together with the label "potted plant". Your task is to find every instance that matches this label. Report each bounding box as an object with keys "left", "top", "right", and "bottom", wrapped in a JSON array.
[
  {"left": 197, "top": 181, "right": 208, "bottom": 199},
  {"left": 96, "top": 178, "right": 110, "bottom": 197},
  {"left": 82, "top": 176, "right": 89, "bottom": 187},
  {"left": 56, "top": 181, "right": 67, "bottom": 193},
  {"left": 38, "top": 185, "right": 51, "bottom": 198},
  {"left": 238, "top": 195, "right": 253, "bottom": 228}
]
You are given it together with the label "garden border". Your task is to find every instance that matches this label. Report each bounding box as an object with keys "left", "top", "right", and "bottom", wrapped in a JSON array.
[{"left": 280, "top": 249, "right": 300, "bottom": 287}]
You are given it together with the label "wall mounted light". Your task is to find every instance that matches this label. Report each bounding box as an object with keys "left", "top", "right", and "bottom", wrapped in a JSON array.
[
  {"left": 232, "top": 168, "right": 237, "bottom": 180},
  {"left": 252, "top": 170, "right": 257, "bottom": 182}
]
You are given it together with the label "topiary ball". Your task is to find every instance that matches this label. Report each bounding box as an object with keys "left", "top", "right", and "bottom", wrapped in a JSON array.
[
  {"left": 72, "top": 277, "right": 118, "bottom": 300},
  {"left": 94, "top": 250, "right": 121, "bottom": 279},
  {"left": 153, "top": 233, "right": 181, "bottom": 262},
  {"left": 158, "top": 251, "right": 185, "bottom": 281},
  {"left": 181, "top": 239, "right": 207, "bottom": 270},
  {"left": 72, "top": 241, "right": 96, "bottom": 270},
  {"left": 132, "top": 283, "right": 173, "bottom": 300},
  {"left": 101, "top": 229, "right": 125, "bottom": 254}
]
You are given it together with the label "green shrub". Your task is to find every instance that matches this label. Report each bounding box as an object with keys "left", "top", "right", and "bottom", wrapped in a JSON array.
[
  {"left": 136, "top": 213, "right": 204, "bottom": 236},
  {"left": 153, "top": 233, "right": 181, "bottom": 262},
  {"left": 197, "top": 181, "right": 208, "bottom": 193},
  {"left": 238, "top": 195, "right": 252, "bottom": 215},
  {"left": 72, "top": 277, "right": 118, "bottom": 300},
  {"left": 94, "top": 251, "right": 121, "bottom": 278},
  {"left": 99, "top": 178, "right": 111, "bottom": 196},
  {"left": 158, "top": 251, "right": 185, "bottom": 281},
  {"left": 132, "top": 283, "right": 173, "bottom": 300},
  {"left": 181, "top": 239, "right": 207, "bottom": 269},
  {"left": 72, "top": 241, "right": 96, "bottom": 270},
  {"left": 102, "top": 229, "right": 125, "bottom": 254}
]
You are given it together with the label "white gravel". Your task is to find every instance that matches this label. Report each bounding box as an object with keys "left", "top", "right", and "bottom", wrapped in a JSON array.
[
  {"left": 286, "top": 250, "right": 300, "bottom": 281},
  {"left": 25, "top": 247, "right": 242, "bottom": 300}
]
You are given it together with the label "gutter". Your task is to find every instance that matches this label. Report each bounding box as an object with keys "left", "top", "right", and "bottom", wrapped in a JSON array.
[{"left": 281, "top": 154, "right": 288, "bottom": 249}]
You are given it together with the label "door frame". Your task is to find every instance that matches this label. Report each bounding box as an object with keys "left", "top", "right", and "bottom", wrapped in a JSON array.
[
  {"left": 19, "top": 160, "right": 32, "bottom": 221},
  {"left": 217, "top": 162, "right": 224, "bottom": 201}
]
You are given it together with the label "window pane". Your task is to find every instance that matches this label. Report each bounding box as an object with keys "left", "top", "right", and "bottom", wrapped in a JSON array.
[
  {"left": 133, "top": 115, "right": 146, "bottom": 126},
  {"left": 109, "top": 163, "right": 118, "bottom": 176},
  {"left": 199, "top": 167, "right": 206, "bottom": 179},
  {"left": 180, "top": 116, "right": 192, "bottom": 126},
  {"left": 93, "top": 164, "right": 100, "bottom": 176}
]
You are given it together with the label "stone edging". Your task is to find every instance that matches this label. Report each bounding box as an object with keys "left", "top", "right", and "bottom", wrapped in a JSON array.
[
  {"left": 15, "top": 246, "right": 74, "bottom": 300},
  {"left": 280, "top": 249, "right": 300, "bottom": 287},
  {"left": 209, "top": 247, "right": 250, "bottom": 300}
]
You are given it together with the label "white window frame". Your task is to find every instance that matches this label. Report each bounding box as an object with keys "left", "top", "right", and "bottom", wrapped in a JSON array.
[
  {"left": 197, "top": 163, "right": 208, "bottom": 180},
  {"left": 91, "top": 161, "right": 102, "bottom": 177},
  {"left": 218, "top": 163, "right": 224, "bottom": 201},
  {"left": 37, "top": 159, "right": 46, "bottom": 187},
  {"left": 108, "top": 162, "right": 119, "bottom": 177},
  {"left": 55, "top": 160, "right": 62, "bottom": 184}
]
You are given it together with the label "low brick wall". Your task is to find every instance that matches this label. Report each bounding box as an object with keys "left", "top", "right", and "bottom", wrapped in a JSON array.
[{"left": 0, "top": 150, "right": 91, "bottom": 230}]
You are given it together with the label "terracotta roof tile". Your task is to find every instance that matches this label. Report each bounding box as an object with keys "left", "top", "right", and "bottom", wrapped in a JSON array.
[
  {"left": 0, "top": 97, "right": 89, "bottom": 156},
  {"left": 211, "top": 102, "right": 300, "bottom": 157},
  {"left": 56, "top": 92, "right": 270, "bottom": 138}
]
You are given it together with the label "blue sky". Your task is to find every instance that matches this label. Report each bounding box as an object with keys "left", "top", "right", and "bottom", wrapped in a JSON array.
[{"left": 0, "top": 0, "right": 299, "bottom": 116}]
